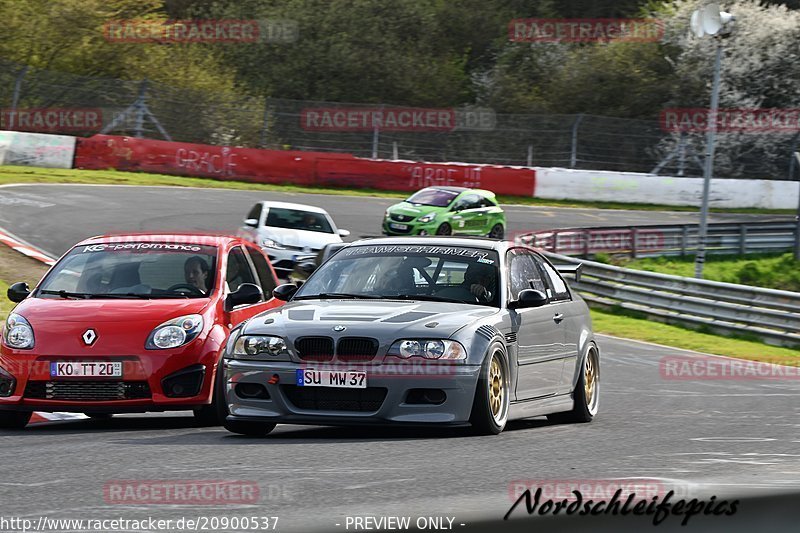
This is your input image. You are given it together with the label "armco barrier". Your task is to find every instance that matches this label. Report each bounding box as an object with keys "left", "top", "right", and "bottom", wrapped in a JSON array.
[
  {"left": 0, "top": 130, "right": 76, "bottom": 169},
  {"left": 516, "top": 222, "right": 800, "bottom": 347},
  {"left": 516, "top": 221, "right": 798, "bottom": 259},
  {"left": 544, "top": 251, "right": 800, "bottom": 347},
  {"left": 74, "top": 135, "right": 536, "bottom": 195}
]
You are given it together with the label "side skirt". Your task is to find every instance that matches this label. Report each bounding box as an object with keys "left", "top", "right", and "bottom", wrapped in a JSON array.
[{"left": 508, "top": 393, "right": 573, "bottom": 420}]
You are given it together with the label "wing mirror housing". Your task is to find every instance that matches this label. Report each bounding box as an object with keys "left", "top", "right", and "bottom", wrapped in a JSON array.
[
  {"left": 224, "top": 283, "right": 263, "bottom": 312},
  {"left": 243, "top": 218, "right": 259, "bottom": 228},
  {"left": 7, "top": 282, "right": 31, "bottom": 303},
  {"left": 273, "top": 283, "right": 299, "bottom": 302},
  {"left": 337, "top": 229, "right": 350, "bottom": 237},
  {"left": 508, "top": 289, "right": 548, "bottom": 309}
]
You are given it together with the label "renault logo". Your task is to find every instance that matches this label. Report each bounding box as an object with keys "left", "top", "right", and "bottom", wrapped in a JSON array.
[
  {"left": 332, "top": 325, "right": 346, "bottom": 332},
  {"left": 82, "top": 329, "right": 97, "bottom": 346}
]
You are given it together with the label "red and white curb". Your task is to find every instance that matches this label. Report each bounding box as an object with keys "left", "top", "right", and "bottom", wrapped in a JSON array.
[
  {"left": 0, "top": 227, "right": 56, "bottom": 265},
  {"left": 29, "top": 412, "right": 89, "bottom": 425}
]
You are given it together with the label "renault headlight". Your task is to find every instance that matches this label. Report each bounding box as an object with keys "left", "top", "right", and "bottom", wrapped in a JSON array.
[
  {"left": 231, "top": 335, "right": 291, "bottom": 360},
  {"left": 387, "top": 339, "right": 465, "bottom": 360},
  {"left": 146, "top": 314, "right": 203, "bottom": 350},
  {"left": 3, "top": 313, "right": 34, "bottom": 350},
  {"left": 418, "top": 213, "right": 437, "bottom": 223}
]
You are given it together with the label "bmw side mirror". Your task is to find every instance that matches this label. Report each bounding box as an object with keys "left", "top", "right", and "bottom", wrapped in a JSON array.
[
  {"left": 243, "top": 218, "right": 258, "bottom": 228},
  {"left": 273, "top": 283, "right": 299, "bottom": 302},
  {"left": 7, "top": 282, "right": 31, "bottom": 303},
  {"left": 224, "top": 283, "right": 263, "bottom": 312},
  {"left": 508, "top": 289, "right": 548, "bottom": 309},
  {"left": 337, "top": 229, "right": 350, "bottom": 237}
]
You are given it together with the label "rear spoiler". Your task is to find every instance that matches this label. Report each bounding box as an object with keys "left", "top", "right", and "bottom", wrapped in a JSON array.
[{"left": 555, "top": 263, "right": 582, "bottom": 282}]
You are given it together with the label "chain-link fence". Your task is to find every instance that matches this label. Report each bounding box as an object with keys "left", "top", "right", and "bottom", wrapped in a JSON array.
[{"left": 2, "top": 58, "right": 799, "bottom": 180}]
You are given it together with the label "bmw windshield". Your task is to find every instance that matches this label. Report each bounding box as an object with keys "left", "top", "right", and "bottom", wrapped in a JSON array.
[
  {"left": 294, "top": 244, "right": 500, "bottom": 307},
  {"left": 36, "top": 242, "right": 218, "bottom": 299}
]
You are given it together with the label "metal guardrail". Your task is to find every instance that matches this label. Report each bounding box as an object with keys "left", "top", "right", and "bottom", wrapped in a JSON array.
[
  {"left": 544, "top": 251, "right": 800, "bottom": 347},
  {"left": 515, "top": 221, "right": 800, "bottom": 347},
  {"left": 516, "top": 221, "right": 798, "bottom": 259}
]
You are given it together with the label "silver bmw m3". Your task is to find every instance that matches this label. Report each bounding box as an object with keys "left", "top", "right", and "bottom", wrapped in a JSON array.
[{"left": 221, "top": 237, "right": 599, "bottom": 436}]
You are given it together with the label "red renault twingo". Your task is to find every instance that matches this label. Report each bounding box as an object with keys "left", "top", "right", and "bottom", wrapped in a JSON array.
[{"left": 0, "top": 234, "right": 282, "bottom": 428}]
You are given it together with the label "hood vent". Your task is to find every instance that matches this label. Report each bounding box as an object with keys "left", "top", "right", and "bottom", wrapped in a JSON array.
[
  {"left": 383, "top": 312, "right": 437, "bottom": 323},
  {"left": 320, "top": 316, "right": 376, "bottom": 322},
  {"left": 288, "top": 310, "right": 316, "bottom": 321}
]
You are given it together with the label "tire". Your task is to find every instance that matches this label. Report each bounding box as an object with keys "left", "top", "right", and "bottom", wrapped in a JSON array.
[
  {"left": 469, "top": 345, "right": 509, "bottom": 435},
  {"left": 548, "top": 346, "right": 599, "bottom": 423},
  {"left": 193, "top": 359, "right": 228, "bottom": 427},
  {"left": 488, "top": 224, "right": 505, "bottom": 239},
  {"left": 436, "top": 223, "right": 452, "bottom": 235},
  {"left": 223, "top": 419, "right": 276, "bottom": 437},
  {"left": 0, "top": 411, "right": 32, "bottom": 429}
]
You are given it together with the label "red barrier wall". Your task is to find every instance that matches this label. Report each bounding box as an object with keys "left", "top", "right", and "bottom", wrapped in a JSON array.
[
  {"left": 315, "top": 158, "right": 535, "bottom": 195},
  {"left": 74, "top": 135, "right": 536, "bottom": 196}
]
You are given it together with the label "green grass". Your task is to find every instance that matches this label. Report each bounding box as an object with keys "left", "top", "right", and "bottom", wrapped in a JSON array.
[
  {"left": 591, "top": 309, "right": 800, "bottom": 364},
  {"left": 0, "top": 279, "right": 12, "bottom": 321},
  {"left": 0, "top": 165, "right": 794, "bottom": 214},
  {"left": 618, "top": 253, "right": 800, "bottom": 292}
]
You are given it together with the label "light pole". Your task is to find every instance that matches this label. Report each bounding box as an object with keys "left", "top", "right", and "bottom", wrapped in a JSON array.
[
  {"left": 794, "top": 151, "right": 800, "bottom": 260},
  {"left": 690, "top": 3, "right": 735, "bottom": 279}
]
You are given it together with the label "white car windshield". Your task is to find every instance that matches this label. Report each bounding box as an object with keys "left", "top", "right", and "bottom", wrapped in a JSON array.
[
  {"left": 294, "top": 244, "right": 500, "bottom": 307},
  {"left": 265, "top": 208, "right": 333, "bottom": 234},
  {"left": 36, "top": 243, "right": 218, "bottom": 299}
]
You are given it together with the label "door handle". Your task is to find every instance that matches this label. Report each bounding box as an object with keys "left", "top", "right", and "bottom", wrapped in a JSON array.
[{"left": 553, "top": 313, "right": 564, "bottom": 323}]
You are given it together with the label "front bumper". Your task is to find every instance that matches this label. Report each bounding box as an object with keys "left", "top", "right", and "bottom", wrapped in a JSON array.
[
  {"left": 382, "top": 219, "right": 436, "bottom": 236},
  {"left": 224, "top": 359, "right": 482, "bottom": 426},
  {"left": 264, "top": 247, "right": 317, "bottom": 278},
  {"left": 0, "top": 346, "right": 219, "bottom": 413}
]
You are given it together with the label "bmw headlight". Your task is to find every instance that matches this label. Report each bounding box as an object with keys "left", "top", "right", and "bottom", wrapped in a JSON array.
[
  {"left": 418, "top": 213, "right": 436, "bottom": 223},
  {"left": 261, "top": 238, "right": 285, "bottom": 249},
  {"left": 3, "top": 313, "right": 34, "bottom": 350},
  {"left": 146, "top": 314, "right": 203, "bottom": 350},
  {"left": 230, "top": 335, "right": 291, "bottom": 360},
  {"left": 388, "top": 339, "right": 465, "bottom": 360}
]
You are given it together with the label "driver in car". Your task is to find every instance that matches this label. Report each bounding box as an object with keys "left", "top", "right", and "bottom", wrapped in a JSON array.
[
  {"left": 463, "top": 262, "right": 496, "bottom": 303},
  {"left": 184, "top": 256, "right": 210, "bottom": 293}
]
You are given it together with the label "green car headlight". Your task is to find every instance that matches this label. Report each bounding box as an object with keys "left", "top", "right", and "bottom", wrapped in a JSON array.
[{"left": 418, "top": 213, "right": 437, "bottom": 223}]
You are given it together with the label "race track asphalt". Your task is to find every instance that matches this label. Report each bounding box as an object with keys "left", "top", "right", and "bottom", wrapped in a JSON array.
[{"left": 0, "top": 183, "right": 798, "bottom": 532}]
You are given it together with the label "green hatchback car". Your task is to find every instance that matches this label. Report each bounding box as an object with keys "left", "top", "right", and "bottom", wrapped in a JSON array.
[{"left": 382, "top": 186, "right": 506, "bottom": 238}]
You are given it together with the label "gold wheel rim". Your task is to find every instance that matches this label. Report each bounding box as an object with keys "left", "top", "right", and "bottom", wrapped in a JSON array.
[
  {"left": 489, "top": 355, "right": 505, "bottom": 422},
  {"left": 584, "top": 351, "right": 597, "bottom": 407}
]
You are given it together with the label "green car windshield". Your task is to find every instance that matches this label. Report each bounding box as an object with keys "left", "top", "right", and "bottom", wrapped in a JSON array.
[{"left": 406, "top": 188, "right": 459, "bottom": 207}]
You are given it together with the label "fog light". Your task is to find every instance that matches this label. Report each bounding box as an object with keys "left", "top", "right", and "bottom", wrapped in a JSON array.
[
  {"left": 161, "top": 364, "right": 206, "bottom": 398},
  {"left": 0, "top": 367, "right": 15, "bottom": 397}
]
